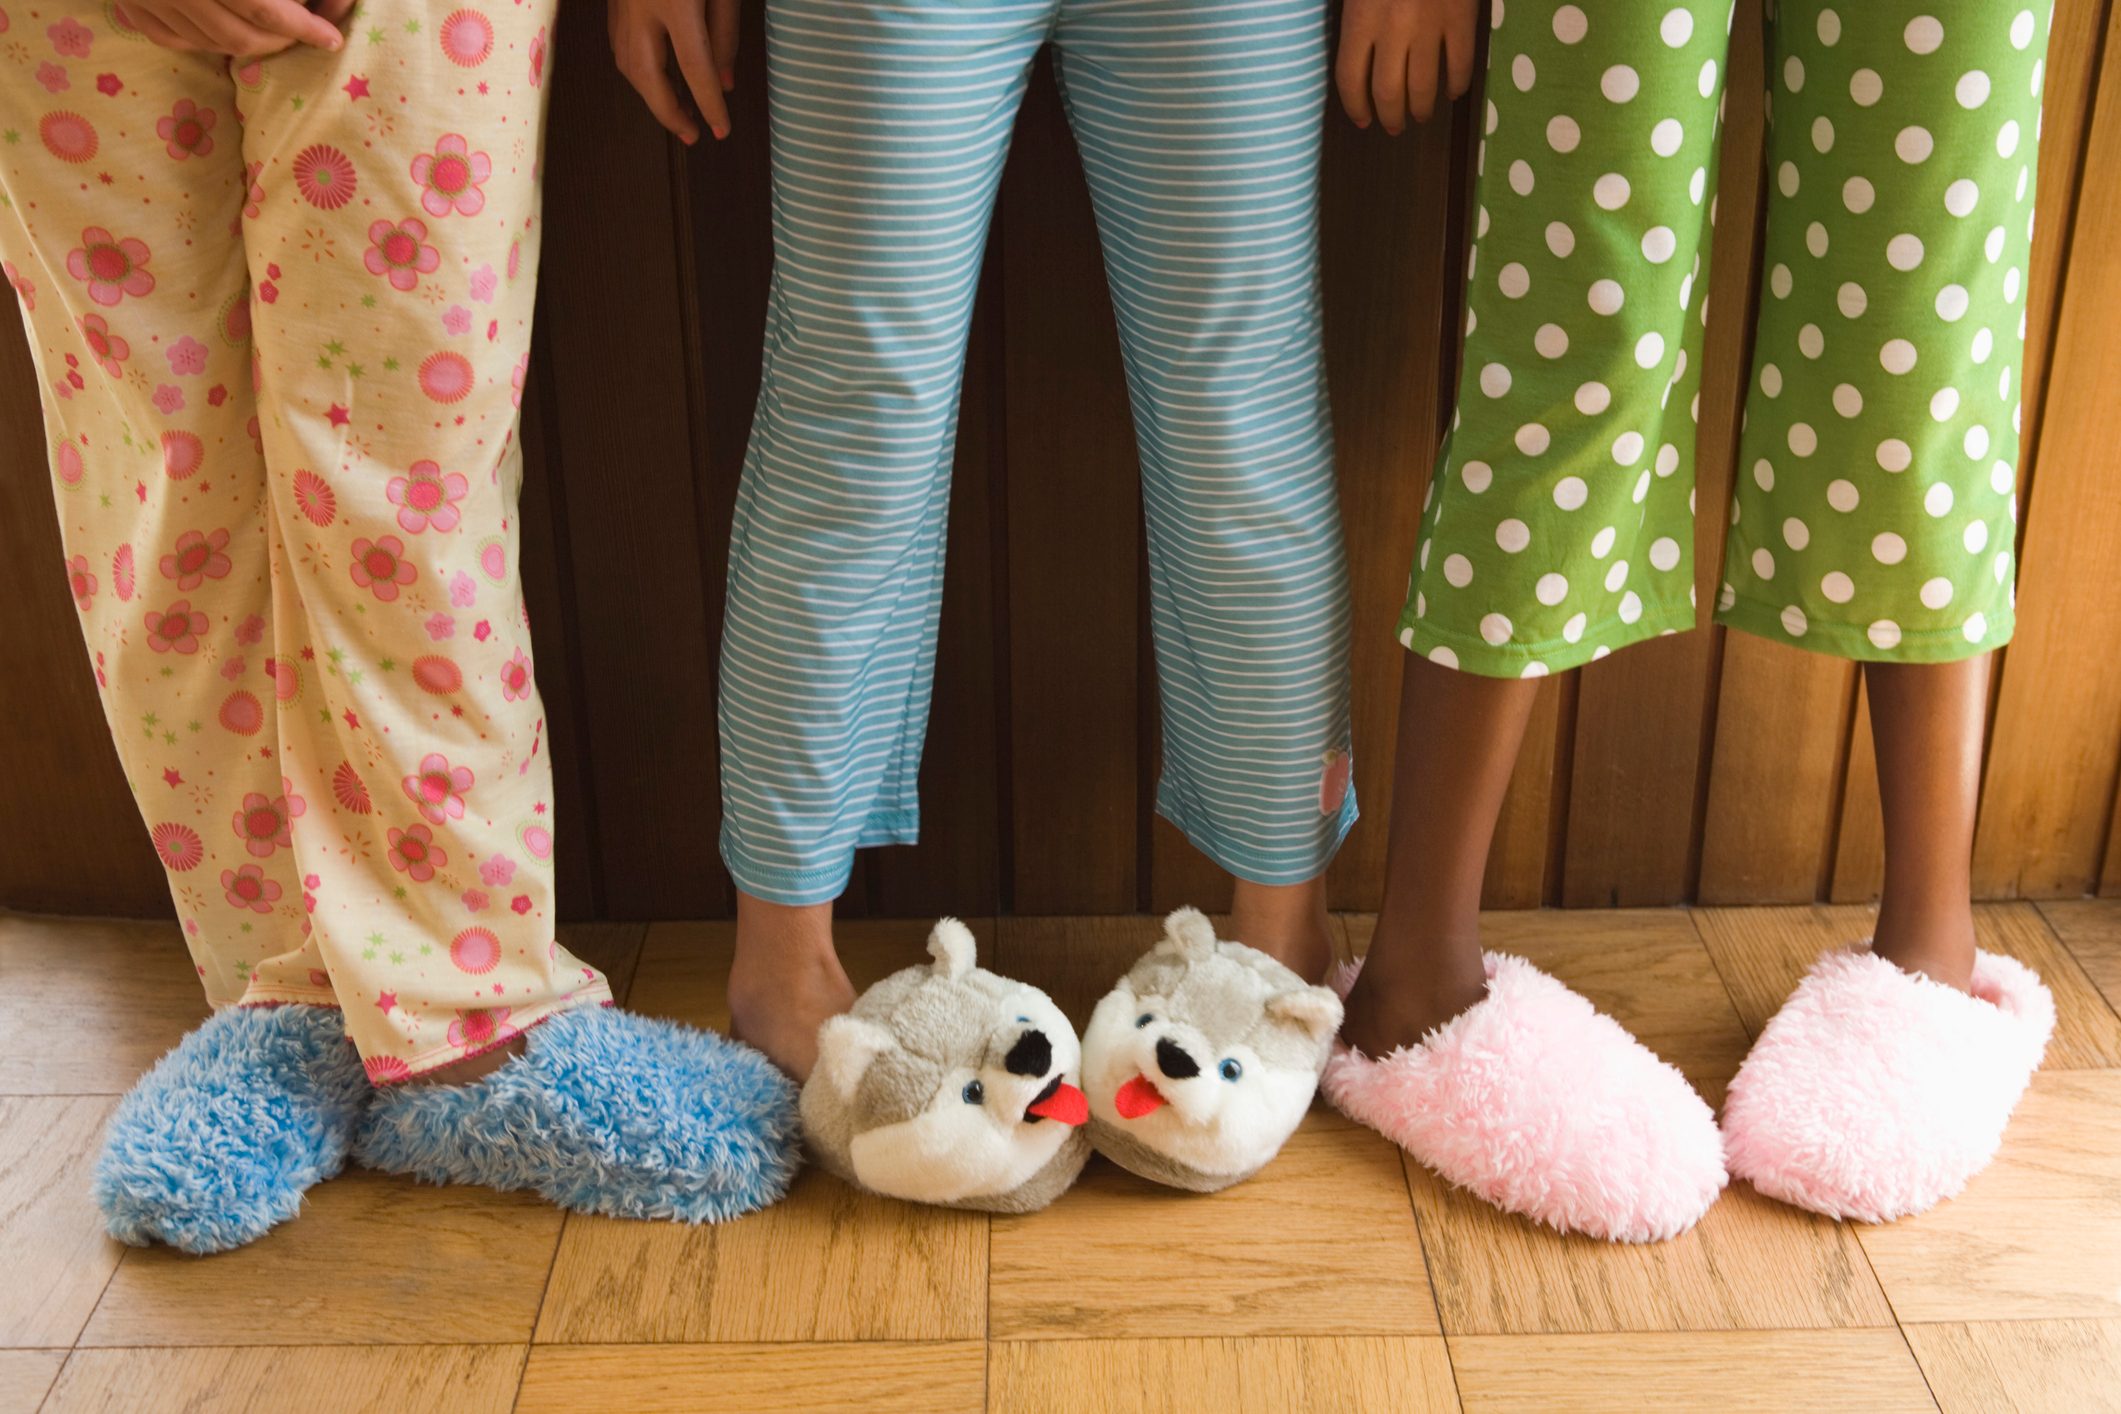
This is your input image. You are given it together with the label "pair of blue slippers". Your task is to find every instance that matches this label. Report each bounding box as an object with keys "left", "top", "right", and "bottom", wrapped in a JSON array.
[{"left": 94, "top": 1004, "right": 801, "bottom": 1255}]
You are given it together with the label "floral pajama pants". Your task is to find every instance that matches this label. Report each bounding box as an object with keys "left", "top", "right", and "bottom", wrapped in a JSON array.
[
  {"left": 1404, "top": 0, "right": 2050, "bottom": 676},
  {"left": 0, "top": 0, "right": 609, "bottom": 1079}
]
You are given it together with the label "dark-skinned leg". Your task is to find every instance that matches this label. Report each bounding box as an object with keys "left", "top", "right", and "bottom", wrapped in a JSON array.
[
  {"left": 1338, "top": 652, "right": 1542, "bottom": 1057},
  {"left": 1863, "top": 654, "right": 1990, "bottom": 993}
]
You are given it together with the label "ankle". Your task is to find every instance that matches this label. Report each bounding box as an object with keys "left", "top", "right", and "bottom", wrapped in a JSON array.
[
  {"left": 1227, "top": 877, "right": 1333, "bottom": 982},
  {"left": 727, "top": 894, "right": 853, "bottom": 1081},
  {"left": 1871, "top": 896, "right": 1976, "bottom": 993},
  {"left": 1339, "top": 917, "right": 1489, "bottom": 1057}
]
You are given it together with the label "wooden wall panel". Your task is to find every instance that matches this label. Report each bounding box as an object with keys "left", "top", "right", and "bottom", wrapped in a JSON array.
[
  {"left": 1971, "top": 0, "right": 2121, "bottom": 899},
  {"left": 3, "top": 0, "right": 2117, "bottom": 923},
  {"left": 1000, "top": 59, "right": 1142, "bottom": 914},
  {"left": 1562, "top": 0, "right": 1766, "bottom": 907},
  {"left": 535, "top": 5, "right": 725, "bottom": 919},
  {"left": 0, "top": 292, "right": 169, "bottom": 915}
]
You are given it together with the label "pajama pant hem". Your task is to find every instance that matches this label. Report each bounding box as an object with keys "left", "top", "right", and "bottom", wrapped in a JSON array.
[
  {"left": 383, "top": 984, "right": 613, "bottom": 1082},
  {"left": 1717, "top": 593, "right": 2013, "bottom": 664},
  {"left": 719, "top": 816, "right": 922, "bottom": 907},
  {"left": 1396, "top": 604, "right": 1698, "bottom": 677},
  {"left": 1157, "top": 787, "right": 1359, "bottom": 888}
]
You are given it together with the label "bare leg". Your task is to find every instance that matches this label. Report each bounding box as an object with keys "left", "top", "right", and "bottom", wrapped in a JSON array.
[
  {"left": 1864, "top": 655, "right": 1989, "bottom": 993},
  {"left": 1229, "top": 875, "right": 1335, "bottom": 983},
  {"left": 1338, "top": 652, "right": 1542, "bottom": 1057},
  {"left": 726, "top": 893, "right": 856, "bottom": 1081}
]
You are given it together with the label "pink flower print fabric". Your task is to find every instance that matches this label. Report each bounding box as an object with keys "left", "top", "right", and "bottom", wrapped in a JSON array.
[{"left": 0, "top": 0, "right": 609, "bottom": 1076}]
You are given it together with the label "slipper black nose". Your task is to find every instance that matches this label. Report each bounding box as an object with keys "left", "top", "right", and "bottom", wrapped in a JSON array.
[
  {"left": 1155, "top": 1037, "right": 1200, "bottom": 1080},
  {"left": 1005, "top": 1028, "right": 1052, "bottom": 1077}
]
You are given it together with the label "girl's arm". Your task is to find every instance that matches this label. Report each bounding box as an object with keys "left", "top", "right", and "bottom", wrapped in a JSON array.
[
  {"left": 1337, "top": 0, "right": 1478, "bottom": 134},
  {"left": 610, "top": 0, "right": 740, "bottom": 144}
]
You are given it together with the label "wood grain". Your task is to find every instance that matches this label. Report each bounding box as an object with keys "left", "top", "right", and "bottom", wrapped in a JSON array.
[
  {"left": 535, "top": 4, "right": 724, "bottom": 919},
  {"left": 988, "top": 1337, "right": 1459, "bottom": 1414},
  {"left": 1449, "top": 1330, "right": 1934, "bottom": 1412},
  {"left": 1560, "top": 0, "right": 1764, "bottom": 910},
  {"left": 1902, "top": 1319, "right": 2121, "bottom": 1414},
  {"left": 1000, "top": 60, "right": 1143, "bottom": 915},
  {"left": 1314, "top": 82, "right": 1460, "bottom": 914},
  {"left": 520, "top": 1342, "right": 984, "bottom": 1414},
  {"left": 1695, "top": 639, "right": 1857, "bottom": 905},
  {"left": 78, "top": 1170, "right": 563, "bottom": 1347},
  {"left": 1692, "top": 902, "right": 2121, "bottom": 1069},
  {"left": 539, "top": 917, "right": 989, "bottom": 1343},
  {"left": 0, "top": 1098, "right": 121, "bottom": 1349},
  {"left": 44, "top": 1346, "right": 524, "bottom": 1414},
  {"left": 2041, "top": 898, "right": 2121, "bottom": 1017},
  {"left": 1971, "top": 0, "right": 2121, "bottom": 900},
  {"left": 1827, "top": 679, "right": 1886, "bottom": 903},
  {"left": 0, "top": 304, "right": 169, "bottom": 918},
  {"left": 0, "top": 1351, "right": 65, "bottom": 1414},
  {"left": 1855, "top": 1071, "right": 2121, "bottom": 1323},
  {"left": 0, "top": 915, "right": 207, "bottom": 1094}
]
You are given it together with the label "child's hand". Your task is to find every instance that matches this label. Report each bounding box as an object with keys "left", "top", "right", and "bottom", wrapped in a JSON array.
[
  {"left": 1337, "top": 0, "right": 1477, "bottom": 134},
  {"left": 609, "top": 0, "right": 739, "bottom": 145},
  {"left": 121, "top": 0, "right": 344, "bottom": 55}
]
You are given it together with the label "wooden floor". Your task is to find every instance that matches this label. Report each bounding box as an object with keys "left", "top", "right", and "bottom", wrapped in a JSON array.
[{"left": 5, "top": 904, "right": 2121, "bottom": 1413}]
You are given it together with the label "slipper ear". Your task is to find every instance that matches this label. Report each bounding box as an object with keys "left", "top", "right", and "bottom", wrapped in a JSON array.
[
  {"left": 1267, "top": 984, "right": 1345, "bottom": 1044},
  {"left": 815, "top": 1014, "right": 895, "bottom": 1101},
  {"left": 928, "top": 917, "right": 977, "bottom": 980},
  {"left": 1159, "top": 906, "right": 1217, "bottom": 961}
]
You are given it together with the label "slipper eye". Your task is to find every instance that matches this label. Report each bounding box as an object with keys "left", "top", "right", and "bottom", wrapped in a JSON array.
[
  {"left": 1218, "top": 1059, "right": 1243, "bottom": 1082},
  {"left": 1135, "top": 1014, "right": 1154, "bottom": 1029},
  {"left": 962, "top": 1079, "right": 984, "bottom": 1105}
]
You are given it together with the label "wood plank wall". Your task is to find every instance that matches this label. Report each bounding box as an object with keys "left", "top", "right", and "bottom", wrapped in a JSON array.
[{"left": 2, "top": 0, "right": 2117, "bottom": 922}]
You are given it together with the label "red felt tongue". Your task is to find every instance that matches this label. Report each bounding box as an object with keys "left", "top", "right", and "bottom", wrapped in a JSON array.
[
  {"left": 1114, "top": 1074, "right": 1166, "bottom": 1119},
  {"left": 1027, "top": 1081, "right": 1088, "bottom": 1127}
]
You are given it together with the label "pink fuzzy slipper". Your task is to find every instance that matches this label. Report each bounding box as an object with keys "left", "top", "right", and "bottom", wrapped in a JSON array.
[
  {"left": 1721, "top": 947, "right": 2055, "bottom": 1223},
  {"left": 1321, "top": 953, "right": 1726, "bottom": 1243}
]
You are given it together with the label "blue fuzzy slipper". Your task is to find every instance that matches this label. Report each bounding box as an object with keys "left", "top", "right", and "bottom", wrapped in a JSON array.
[
  {"left": 93, "top": 1004, "right": 370, "bottom": 1255},
  {"left": 353, "top": 1006, "right": 801, "bottom": 1222}
]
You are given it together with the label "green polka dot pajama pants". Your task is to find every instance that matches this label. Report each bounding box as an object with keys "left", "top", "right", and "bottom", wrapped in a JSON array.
[{"left": 1401, "top": 0, "right": 2052, "bottom": 676}]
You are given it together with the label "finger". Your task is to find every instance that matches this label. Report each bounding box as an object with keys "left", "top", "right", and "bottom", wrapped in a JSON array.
[
  {"left": 708, "top": 0, "right": 739, "bottom": 87},
  {"left": 132, "top": 7, "right": 199, "bottom": 48},
  {"left": 182, "top": 1, "right": 293, "bottom": 53},
  {"left": 1370, "top": 35, "right": 1409, "bottom": 134},
  {"left": 670, "top": 12, "right": 732, "bottom": 137},
  {"left": 235, "top": 0, "right": 343, "bottom": 48},
  {"left": 154, "top": 5, "right": 224, "bottom": 48},
  {"left": 314, "top": 0, "right": 358, "bottom": 26},
  {"left": 1336, "top": 31, "right": 1376, "bottom": 127},
  {"left": 1443, "top": 0, "right": 1477, "bottom": 98},
  {"left": 1406, "top": 33, "right": 1442, "bottom": 123},
  {"left": 618, "top": 35, "right": 702, "bottom": 143}
]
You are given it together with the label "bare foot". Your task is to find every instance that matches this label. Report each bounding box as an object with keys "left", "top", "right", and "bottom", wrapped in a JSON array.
[
  {"left": 1871, "top": 900, "right": 1977, "bottom": 993},
  {"left": 1337, "top": 923, "right": 1489, "bottom": 1058},
  {"left": 725, "top": 893, "right": 856, "bottom": 1082},
  {"left": 1228, "top": 876, "right": 1334, "bottom": 983}
]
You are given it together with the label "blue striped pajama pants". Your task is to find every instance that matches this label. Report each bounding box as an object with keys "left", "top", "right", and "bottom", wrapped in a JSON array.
[{"left": 720, "top": 0, "right": 1355, "bottom": 905}]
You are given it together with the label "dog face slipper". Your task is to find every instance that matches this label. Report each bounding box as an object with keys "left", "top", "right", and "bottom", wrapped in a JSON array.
[
  {"left": 1081, "top": 908, "right": 1342, "bottom": 1193},
  {"left": 1322, "top": 952, "right": 1727, "bottom": 1242},
  {"left": 1721, "top": 946, "right": 2055, "bottom": 1223},
  {"left": 800, "top": 919, "right": 1090, "bottom": 1213}
]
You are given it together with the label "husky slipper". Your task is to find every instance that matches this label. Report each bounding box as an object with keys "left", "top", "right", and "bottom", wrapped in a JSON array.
[
  {"left": 1722, "top": 946, "right": 2055, "bottom": 1223},
  {"left": 800, "top": 918, "right": 1090, "bottom": 1213},
  {"left": 1081, "top": 907, "right": 1341, "bottom": 1192},
  {"left": 94, "top": 1004, "right": 371, "bottom": 1254},
  {"left": 1321, "top": 953, "right": 1727, "bottom": 1242},
  {"left": 355, "top": 1005, "right": 800, "bottom": 1223}
]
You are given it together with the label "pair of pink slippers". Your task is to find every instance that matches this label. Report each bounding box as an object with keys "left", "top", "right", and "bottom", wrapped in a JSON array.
[{"left": 1321, "top": 944, "right": 2056, "bottom": 1242}]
